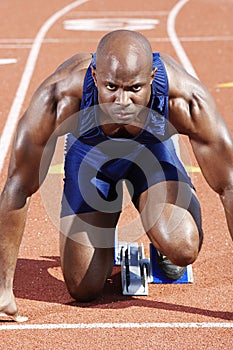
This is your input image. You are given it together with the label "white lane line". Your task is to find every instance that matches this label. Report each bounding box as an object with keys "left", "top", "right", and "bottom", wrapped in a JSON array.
[
  {"left": 0, "top": 58, "right": 17, "bottom": 65},
  {"left": 0, "top": 45, "right": 32, "bottom": 49},
  {"left": 0, "top": 0, "right": 90, "bottom": 173},
  {"left": 0, "top": 39, "right": 33, "bottom": 43},
  {"left": 69, "top": 11, "right": 169, "bottom": 16},
  {"left": 0, "top": 35, "right": 233, "bottom": 47},
  {"left": 167, "top": 0, "right": 198, "bottom": 79},
  {"left": 0, "top": 322, "right": 232, "bottom": 331},
  {"left": 180, "top": 35, "right": 233, "bottom": 42},
  {"left": 167, "top": 0, "right": 198, "bottom": 158}
]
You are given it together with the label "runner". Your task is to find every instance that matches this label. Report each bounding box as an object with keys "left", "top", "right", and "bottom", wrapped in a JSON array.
[{"left": 0, "top": 30, "right": 233, "bottom": 321}]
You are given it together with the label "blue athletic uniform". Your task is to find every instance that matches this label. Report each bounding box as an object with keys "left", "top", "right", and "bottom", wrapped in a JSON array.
[{"left": 60, "top": 53, "right": 203, "bottom": 245}]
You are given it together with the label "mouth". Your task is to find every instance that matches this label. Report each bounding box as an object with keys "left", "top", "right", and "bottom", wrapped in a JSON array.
[
  {"left": 112, "top": 113, "right": 134, "bottom": 124},
  {"left": 112, "top": 108, "right": 135, "bottom": 119}
]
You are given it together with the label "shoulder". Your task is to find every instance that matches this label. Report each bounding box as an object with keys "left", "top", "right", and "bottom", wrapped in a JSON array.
[
  {"left": 38, "top": 53, "right": 92, "bottom": 101},
  {"left": 158, "top": 54, "right": 218, "bottom": 137},
  {"left": 159, "top": 53, "right": 209, "bottom": 101},
  {"left": 20, "top": 53, "right": 93, "bottom": 140}
]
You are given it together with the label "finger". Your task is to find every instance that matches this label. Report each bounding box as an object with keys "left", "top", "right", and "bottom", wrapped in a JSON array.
[{"left": 0, "top": 312, "right": 28, "bottom": 323}]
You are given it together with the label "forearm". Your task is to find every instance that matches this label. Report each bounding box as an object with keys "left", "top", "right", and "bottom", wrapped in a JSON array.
[
  {"left": 0, "top": 189, "right": 30, "bottom": 291},
  {"left": 220, "top": 188, "right": 233, "bottom": 242}
]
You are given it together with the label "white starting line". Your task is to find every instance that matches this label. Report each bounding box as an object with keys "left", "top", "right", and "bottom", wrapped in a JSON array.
[{"left": 0, "top": 322, "right": 233, "bottom": 331}]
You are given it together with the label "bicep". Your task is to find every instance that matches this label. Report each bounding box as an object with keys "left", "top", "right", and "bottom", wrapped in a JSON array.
[
  {"left": 2, "top": 66, "right": 81, "bottom": 209},
  {"left": 190, "top": 111, "right": 233, "bottom": 195},
  {"left": 8, "top": 79, "right": 75, "bottom": 191},
  {"left": 163, "top": 53, "right": 233, "bottom": 194},
  {"left": 188, "top": 88, "right": 233, "bottom": 194},
  {"left": 5, "top": 86, "right": 60, "bottom": 203},
  {"left": 7, "top": 119, "right": 57, "bottom": 200}
]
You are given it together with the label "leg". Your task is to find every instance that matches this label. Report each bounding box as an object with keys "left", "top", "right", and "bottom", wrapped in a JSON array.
[
  {"left": 137, "top": 181, "right": 202, "bottom": 267},
  {"left": 60, "top": 211, "right": 120, "bottom": 302}
]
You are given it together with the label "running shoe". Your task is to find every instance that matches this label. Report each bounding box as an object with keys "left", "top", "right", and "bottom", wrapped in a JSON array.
[{"left": 155, "top": 249, "right": 186, "bottom": 280}]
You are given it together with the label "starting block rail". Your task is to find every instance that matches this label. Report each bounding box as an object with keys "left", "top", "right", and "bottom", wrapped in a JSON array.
[
  {"left": 120, "top": 242, "right": 150, "bottom": 296},
  {"left": 115, "top": 239, "right": 193, "bottom": 296}
]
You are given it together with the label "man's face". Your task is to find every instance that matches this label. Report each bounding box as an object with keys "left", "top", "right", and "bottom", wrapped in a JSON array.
[{"left": 92, "top": 53, "right": 156, "bottom": 126}]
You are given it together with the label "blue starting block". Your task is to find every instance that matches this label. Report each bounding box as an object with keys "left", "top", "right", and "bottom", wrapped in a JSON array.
[
  {"left": 114, "top": 237, "right": 193, "bottom": 296},
  {"left": 149, "top": 243, "right": 193, "bottom": 284}
]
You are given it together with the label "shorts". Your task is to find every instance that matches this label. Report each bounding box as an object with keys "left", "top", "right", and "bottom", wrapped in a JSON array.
[
  {"left": 60, "top": 134, "right": 195, "bottom": 216},
  {"left": 60, "top": 134, "right": 203, "bottom": 246}
]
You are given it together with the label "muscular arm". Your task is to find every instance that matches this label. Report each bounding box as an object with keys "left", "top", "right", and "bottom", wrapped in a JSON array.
[
  {"left": 0, "top": 53, "right": 90, "bottom": 320},
  {"left": 162, "top": 53, "right": 233, "bottom": 241}
]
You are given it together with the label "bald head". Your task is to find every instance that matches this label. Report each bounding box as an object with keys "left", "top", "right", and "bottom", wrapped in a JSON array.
[
  {"left": 92, "top": 30, "right": 156, "bottom": 123},
  {"left": 95, "top": 30, "right": 153, "bottom": 75}
]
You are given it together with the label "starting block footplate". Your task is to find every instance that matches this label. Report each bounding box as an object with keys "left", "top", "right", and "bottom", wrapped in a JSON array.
[{"left": 114, "top": 238, "right": 193, "bottom": 296}]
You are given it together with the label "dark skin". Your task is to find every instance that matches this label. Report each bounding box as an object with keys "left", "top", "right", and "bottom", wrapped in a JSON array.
[{"left": 0, "top": 30, "right": 233, "bottom": 321}]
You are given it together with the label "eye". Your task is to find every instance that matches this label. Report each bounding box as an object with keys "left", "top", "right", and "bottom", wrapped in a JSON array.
[
  {"left": 131, "top": 85, "right": 142, "bottom": 92},
  {"left": 106, "top": 83, "right": 117, "bottom": 91}
]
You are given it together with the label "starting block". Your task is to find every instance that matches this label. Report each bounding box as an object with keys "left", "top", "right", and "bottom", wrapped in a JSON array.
[
  {"left": 114, "top": 239, "right": 193, "bottom": 296},
  {"left": 118, "top": 242, "right": 150, "bottom": 296}
]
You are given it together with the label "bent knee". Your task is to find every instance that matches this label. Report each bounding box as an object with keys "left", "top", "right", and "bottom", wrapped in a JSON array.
[
  {"left": 168, "top": 239, "right": 199, "bottom": 266},
  {"left": 158, "top": 226, "right": 200, "bottom": 266},
  {"left": 172, "top": 246, "right": 198, "bottom": 266},
  {"left": 162, "top": 210, "right": 201, "bottom": 266},
  {"left": 66, "top": 279, "right": 104, "bottom": 302},
  {"left": 69, "top": 288, "right": 101, "bottom": 303}
]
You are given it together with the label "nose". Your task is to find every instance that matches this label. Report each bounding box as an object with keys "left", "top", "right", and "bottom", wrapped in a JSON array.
[{"left": 115, "top": 89, "right": 131, "bottom": 106}]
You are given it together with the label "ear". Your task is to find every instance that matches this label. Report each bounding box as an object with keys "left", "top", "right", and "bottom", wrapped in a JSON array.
[
  {"left": 91, "top": 66, "right": 97, "bottom": 86},
  {"left": 150, "top": 67, "right": 158, "bottom": 84}
]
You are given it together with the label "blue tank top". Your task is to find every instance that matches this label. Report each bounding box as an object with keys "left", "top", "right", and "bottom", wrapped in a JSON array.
[{"left": 77, "top": 53, "right": 169, "bottom": 145}]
